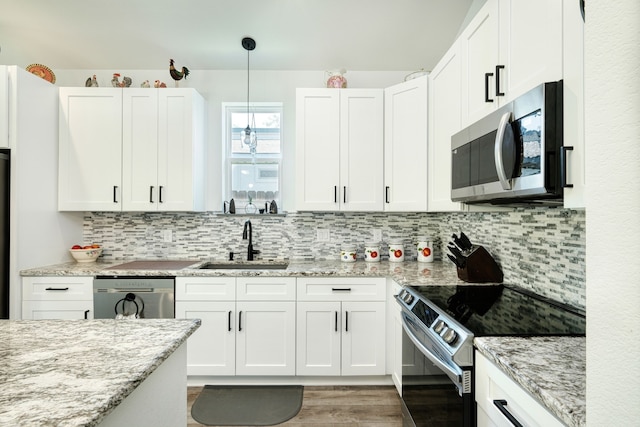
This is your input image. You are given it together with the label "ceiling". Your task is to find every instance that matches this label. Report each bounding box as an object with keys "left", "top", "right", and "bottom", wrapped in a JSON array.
[{"left": 0, "top": 0, "right": 475, "bottom": 72}]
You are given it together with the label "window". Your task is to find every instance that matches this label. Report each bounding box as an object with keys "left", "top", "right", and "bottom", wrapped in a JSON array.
[{"left": 223, "top": 103, "right": 282, "bottom": 212}]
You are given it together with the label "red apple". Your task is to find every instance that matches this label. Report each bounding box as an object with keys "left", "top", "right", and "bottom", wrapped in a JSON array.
[
  {"left": 422, "top": 248, "right": 431, "bottom": 257},
  {"left": 371, "top": 251, "right": 378, "bottom": 258},
  {"left": 71, "top": 245, "right": 82, "bottom": 250},
  {"left": 394, "top": 249, "right": 403, "bottom": 258}
]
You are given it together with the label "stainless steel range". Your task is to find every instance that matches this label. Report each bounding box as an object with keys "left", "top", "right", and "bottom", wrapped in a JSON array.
[{"left": 395, "top": 284, "right": 585, "bottom": 427}]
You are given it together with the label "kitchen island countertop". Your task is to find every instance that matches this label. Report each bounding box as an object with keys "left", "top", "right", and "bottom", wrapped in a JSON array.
[
  {"left": 475, "top": 336, "right": 585, "bottom": 427},
  {"left": 0, "top": 319, "right": 200, "bottom": 426}
]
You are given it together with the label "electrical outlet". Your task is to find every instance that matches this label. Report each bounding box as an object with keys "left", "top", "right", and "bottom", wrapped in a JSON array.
[
  {"left": 317, "top": 229, "right": 330, "bottom": 242},
  {"left": 162, "top": 230, "right": 173, "bottom": 243},
  {"left": 372, "top": 229, "right": 383, "bottom": 242}
]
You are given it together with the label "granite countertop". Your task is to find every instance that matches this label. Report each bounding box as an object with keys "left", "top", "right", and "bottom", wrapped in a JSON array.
[
  {"left": 475, "top": 336, "right": 585, "bottom": 427},
  {"left": 0, "top": 319, "right": 201, "bottom": 427},
  {"left": 20, "top": 259, "right": 469, "bottom": 287}
]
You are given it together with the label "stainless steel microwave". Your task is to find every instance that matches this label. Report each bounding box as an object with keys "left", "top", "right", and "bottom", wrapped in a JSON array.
[{"left": 451, "top": 81, "right": 566, "bottom": 205}]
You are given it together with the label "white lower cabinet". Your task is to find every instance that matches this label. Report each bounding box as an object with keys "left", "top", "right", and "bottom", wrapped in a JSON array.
[
  {"left": 21, "top": 276, "right": 93, "bottom": 319},
  {"left": 475, "top": 351, "right": 565, "bottom": 427},
  {"left": 296, "top": 277, "right": 386, "bottom": 376},
  {"left": 175, "top": 277, "right": 296, "bottom": 376}
]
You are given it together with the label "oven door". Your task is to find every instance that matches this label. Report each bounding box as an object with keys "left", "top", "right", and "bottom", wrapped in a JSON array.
[{"left": 400, "top": 312, "right": 473, "bottom": 427}]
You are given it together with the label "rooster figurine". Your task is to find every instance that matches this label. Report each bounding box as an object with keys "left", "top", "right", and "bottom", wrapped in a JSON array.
[
  {"left": 85, "top": 74, "right": 98, "bottom": 87},
  {"left": 169, "top": 59, "right": 190, "bottom": 86}
]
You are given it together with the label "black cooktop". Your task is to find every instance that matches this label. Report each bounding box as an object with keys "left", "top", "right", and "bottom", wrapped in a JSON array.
[{"left": 412, "top": 284, "right": 585, "bottom": 336}]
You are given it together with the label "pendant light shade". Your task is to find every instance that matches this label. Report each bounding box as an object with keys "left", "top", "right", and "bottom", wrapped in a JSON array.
[{"left": 241, "top": 37, "right": 258, "bottom": 155}]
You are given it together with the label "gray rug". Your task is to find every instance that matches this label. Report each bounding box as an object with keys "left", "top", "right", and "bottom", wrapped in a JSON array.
[{"left": 191, "top": 385, "right": 304, "bottom": 426}]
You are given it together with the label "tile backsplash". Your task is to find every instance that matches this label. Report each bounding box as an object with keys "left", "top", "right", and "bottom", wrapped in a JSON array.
[{"left": 84, "top": 207, "right": 585, "bottom": 309}]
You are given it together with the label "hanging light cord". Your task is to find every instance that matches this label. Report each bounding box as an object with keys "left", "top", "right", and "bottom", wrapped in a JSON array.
[{"left": 246, "top": 45, "right": 250, "bottom": 125}]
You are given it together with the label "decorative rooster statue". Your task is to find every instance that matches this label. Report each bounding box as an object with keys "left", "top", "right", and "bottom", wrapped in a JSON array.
[
  {"left": 169, "top": 59, "right": 190, "bottom": 85},
  {"left": 85, "top": 74, "right": 98, "bottom": 87}
]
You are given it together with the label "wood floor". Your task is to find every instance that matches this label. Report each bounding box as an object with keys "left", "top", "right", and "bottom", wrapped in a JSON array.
[{"left": 187, "top": 385, "right": 403, "bottom": 427}]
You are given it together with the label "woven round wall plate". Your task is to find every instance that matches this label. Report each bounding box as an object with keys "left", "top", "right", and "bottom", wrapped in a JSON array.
[{"left": 26, "top": 63, "right": 56, "bottom": 83}]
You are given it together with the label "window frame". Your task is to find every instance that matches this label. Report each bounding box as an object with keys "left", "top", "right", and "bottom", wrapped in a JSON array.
[{"left": 222, "top": 102, "right": 283, "bottom": 207}]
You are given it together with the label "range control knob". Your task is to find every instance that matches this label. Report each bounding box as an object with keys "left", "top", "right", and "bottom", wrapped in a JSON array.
[
  {"left": 433, "top": 320, "right": 446, "bottom": 334},
  {"left": 441, "top": 328, "right": 458, "bottom": 345},
  {"left": 402, "top": 292, "right": 414, "bottom": 305}
]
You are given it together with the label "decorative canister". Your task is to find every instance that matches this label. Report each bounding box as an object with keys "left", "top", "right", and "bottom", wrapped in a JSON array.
[
  {"left": 340, "top": 245, "right": 357, "bottom": 262},
  {"left": 364, "top": 242, "right": 381, "bottom": 263},
  {"left": 326, "top": 69, "right": 347, "bottom": 88},
  {"left": 417, "top": 236, "right": 434, "bottom": 263},
  {"left": 388, "top": 241, "right": 405, "bottom": 262}
]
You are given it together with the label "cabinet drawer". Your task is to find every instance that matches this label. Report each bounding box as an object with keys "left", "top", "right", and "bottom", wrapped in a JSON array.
[
  {"left": 297, "top": 277, "right": 386, "bottom": 301},
  {"left": 475, "top": 351, "right": 565, "bottom": 427},
  {"left": 22, "top": 300, "right": 93, "bottom": 320},
  {"left": 22, "top": 276, "right": 93, "bottom": 301},
  {"left": 176, "top": 277, "right": 236, "bottom": 301},
  {"left": 236, "top": 277, "right": 296, "bottom": 301}
]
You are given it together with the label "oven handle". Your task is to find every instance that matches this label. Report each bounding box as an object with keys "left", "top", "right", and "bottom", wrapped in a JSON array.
[
  {"left": 494, "top": 111, "right": 513, "bottom": 190},
  {"left": 400, "top": 312, "right": 464, "bottom": 389}
]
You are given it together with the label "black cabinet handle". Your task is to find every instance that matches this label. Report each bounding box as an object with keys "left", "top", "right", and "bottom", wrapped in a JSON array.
[
  {"left": 334, "top": 186, "right": 338, "bottom": 203},
  {"left": 343, "top": 186, "right": 346, "bottom": 203},
  {"left": 149, "top": 186, "right": 154, "bottom": 203},
  {"left": 159, "top": 186, "right": 164, "bottom": 203},
  {"left": 493, "top": 400, "right": 523, "bottom": 427},
  {"left": 385, "top": 186, "right": 390, "bottom": 204},
  {"left": 331, "top": 287, "right": 352, "bottom": 292},
  {"left": 228, "top": 311, "right": 232, "bottom": 331},
  {"left": 345, "top": 311, "right": 349, "bottom": 332},
  {"left": 113, "top": 186, "right": 119, "bottom": 203},
  {"left": 84, "top": 310, "right": 90, "bottom": 320},
  {"left": 45, "top": 287, "right": 69, "bottom": 291},
  {"left": 560, "top": 146, "right": 574, "bottom": 188},
  {"left": 485, "top": 73, "right": 494, "bottom": 103},
  {"left": 495, "top": 65, "right": 505, "bottom": 96},
  {"left": 238, "top": 311, "right": 242, "bottom": 331},
  {"left": 335, "top": 311, "right": 338, "bottom": 332}
]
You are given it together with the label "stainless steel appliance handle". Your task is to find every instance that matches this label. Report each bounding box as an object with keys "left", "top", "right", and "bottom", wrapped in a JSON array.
[
  {"left": 400, "top": 312, "right": 463, "bottom": 388},
  {"left": 494, "top": 111, "right": 513, "bottom": 190}
]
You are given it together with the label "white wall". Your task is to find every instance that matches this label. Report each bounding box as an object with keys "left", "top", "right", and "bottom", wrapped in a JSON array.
[
  {"left": 54, "top": 69, "right": 410, "bottom": 213},
  {"left": 585, "top": 1, "right": 640, "bottom": 424}
]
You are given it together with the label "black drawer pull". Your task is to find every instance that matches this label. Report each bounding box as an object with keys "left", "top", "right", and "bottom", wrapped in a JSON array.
[
  {"left": 335, "top": 311, "right": 338, "bottom": 332},
  {"left": 485, "top": 72, "right": 494, "bottom": 103},
  {"left": 493, "top": 400, "right": 523, "bottom": 427},
  {"left": 159, "top": 186, "right": 164, "bottom": 203},
  {"left": 45, "top": 287, "right": 69, "bottom": 291},
  {"left": 84, "top": 310, "right": 90, "bottom": 320},
  {"left": 345, "top": 311, "right": 349, "bottom": 332},
  {"left": 150, "top": 186, "right": 155, "bottom": 203},
  {"left": 331, "top": 287, "right": 352, "bottom": 292},
  {"left": 113, "top": 186, "right": 119, "bottom": 203},
  {"left": 228, "top": 311, "right": 232, "bottom": 331},
  {"left": 238, "top": 311, "right": 243, "bottom": 331},
  {"left": 495, "top": 65, "right": 505, "bottom": 96}
]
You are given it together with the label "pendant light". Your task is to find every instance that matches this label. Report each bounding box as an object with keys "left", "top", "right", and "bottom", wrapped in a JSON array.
[{"left": 241, "top": 37, "right": 257, "bottom": 155}]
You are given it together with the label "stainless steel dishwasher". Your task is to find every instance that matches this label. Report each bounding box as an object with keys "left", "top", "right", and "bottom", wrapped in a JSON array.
[{"left": 93, "top": 276, "right": 175, "bottom": 319}]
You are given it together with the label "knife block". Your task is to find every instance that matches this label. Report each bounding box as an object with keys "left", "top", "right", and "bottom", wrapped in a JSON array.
[{"left": 457, "top": 245, "right": 504, "bottom": 283}]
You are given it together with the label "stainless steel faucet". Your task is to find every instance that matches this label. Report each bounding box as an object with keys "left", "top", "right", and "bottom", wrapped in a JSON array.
[{"left": 242, "top": 220, "right": 260, "bottom": 261}]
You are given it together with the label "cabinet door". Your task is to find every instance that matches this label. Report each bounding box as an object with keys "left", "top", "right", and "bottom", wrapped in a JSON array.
[
  {"left": 428, "top": 42, "right": 464, "bottom": 212},
  {"left": 58, "top": 88, "right": 123, "bottom": 211},
  {"left": 384, "top": 76, "right": 428, "bottom": 211},
  {"left": 460, "top": 0, "right": 500, "bottom": 127},
  {"left": 236, "top": 301, "right": 296, "bottom": 375},
  {"left": 176, "top": 301, "right": 236, "bottom": 376},
  {"left": 122, "top": 89, "right": 159, "bottom": 211},
  {"left": 158, "top": 89, "right": 205, "bottom": 211},
  {"left": 296, "top": 301, "right": 341, "bottom": 376},
  {"left": 295, "top": 89, "right": 340, "bottom": 211},
  {"left": 341, "top": 301, "right": 386, "bottom": 376},
  {"left": 340, "top": 89, "right": 384, "bottom": 211},
  {"left": 22, "top": 300, "right": 92, "bottom": 320},
  {"left": 499, "top": 0, "right": 563, "bottom": 102}
]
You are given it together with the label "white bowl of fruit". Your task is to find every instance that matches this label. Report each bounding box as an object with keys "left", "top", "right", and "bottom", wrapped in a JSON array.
[{"left": 69, "top": 244, "right": 102, "bottom": 263}]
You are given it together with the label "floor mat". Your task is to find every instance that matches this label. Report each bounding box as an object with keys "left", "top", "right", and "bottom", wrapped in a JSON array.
[{"left": 191, "top": 385, "right": 304, "bottom": 426}]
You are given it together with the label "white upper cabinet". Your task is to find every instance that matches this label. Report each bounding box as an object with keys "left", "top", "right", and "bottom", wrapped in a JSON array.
[
  {"left": 59, "top": 87, "right": 205, "bottom": 212},
  {"left": 59, "top": 88, "right": 123, "bottom": 211},
  {"left": 384, "top": 76, "right": 428, "bottom": 211},
  {"left": 428, "top": 43, "right": 464, "bottom": 212},
  {"left": 460, "top": 0, "right": 563, "bottom": 127},
  {"left": 296, "top": 88, "right": 383, "bottom": 211},
  {"left": 123, "top": 89, "right": 205, "bottom": 211}
]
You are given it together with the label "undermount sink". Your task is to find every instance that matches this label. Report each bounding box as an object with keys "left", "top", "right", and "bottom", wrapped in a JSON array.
[{"left": 198, "top": 262, "right": 289, "bottom": 270}]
